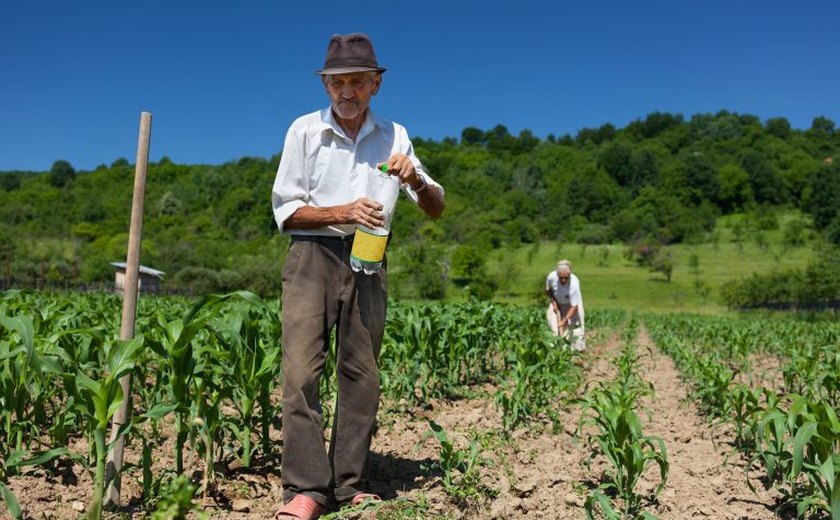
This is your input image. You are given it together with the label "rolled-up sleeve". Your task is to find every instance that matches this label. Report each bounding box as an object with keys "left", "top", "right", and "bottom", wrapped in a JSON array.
[{"left": 272, "top": 124, "right": 308, "bottom": 232}]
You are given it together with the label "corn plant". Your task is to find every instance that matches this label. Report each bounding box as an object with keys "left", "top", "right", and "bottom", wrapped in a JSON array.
[
  {"left": 495, "top": 334, "right": 579, "bottom": 431},
  {"left": 145, "top": 298, "right": 213, "bottom": 474},
  {"left": 149, "top": 474, "right": 207, "bottom": 520},
  {"left": 0, "top": 482, "right": 21, "bottom": 520},
  {"left": 646, "top": 313, "right": 840, "bottom": 518},
  {"left": 750, "top": 396, "right": 840, "bottom": 519},
  {"left": 75, "top": 336, "right": 141, "bottom": 520},
  {"left": 494, "top": 305, "right": 582, "bottom": 431},
  {"left": 422, "top": 420, "right": 488, "bottom": 504},
  {"left": 585, "top": 489, "right": 660, "bottom": 520},
  {"left": 207, "top": 291, "right": 280, "bottom": 467},
  {"left": 726, "top": 384, "right": 770, "bottom": 451},
  {"left": 0, "top": 314, "right": 62, "bottom": 459},
  {"left": 581, "top": 385, "right": 668, "bottom": 517},
  {"left": 580, "top": 318, "right": 667, "bottom": 519}
]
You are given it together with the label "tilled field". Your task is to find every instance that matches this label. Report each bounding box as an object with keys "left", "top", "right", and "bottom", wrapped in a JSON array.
[{"left": 6, "top": 325, "right": 786, "bottom": 519}]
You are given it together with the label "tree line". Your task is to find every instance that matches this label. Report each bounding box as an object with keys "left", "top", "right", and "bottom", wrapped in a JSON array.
[{"left": 1, "top": 110, "right": 838, "bottom": 300}]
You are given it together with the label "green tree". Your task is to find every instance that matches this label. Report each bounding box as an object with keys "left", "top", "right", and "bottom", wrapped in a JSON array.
[
  {"left": 650, "top": 250, "right": 673, "bottom": 282},
  {"left": 0, "top": 229, "right": 14, "bottom": 283},
  {"left": 451, "top": 245, "right": 486, "bottom": 283},
  {"left": 598, "top": 143, "right": 633, "bottom": 186},
  {"left": 626, "top": 111, "right": 684, "bottom": 140},
  {"left": 809, "top": 161, "right": 840, "bottom": 230},
  {"left": 461, "top": 127, "right": 484, "bottom": 146},
  {"left": 158, "top": 191, "right": 183, "bottom": 217},
  {"left": 0, "top": 173, "right": 21, "bottom": 191},
  {"left": 765, "top": 117, "right": 791, "bottom": 139},
  {"left": 742, "top": 151, "right": 783, "bottom": 204},
  {"left": 49, "top": 160, "right": 76, "bottom": 188},
  {"left": 681, "top": 152, "right": 719, "bottom": 203},
  {"left": 716, "top": 164, "right": 752, "bottom": 213},
  {"left": 809, "top": 116, "right": 836, "bottom": 136}
]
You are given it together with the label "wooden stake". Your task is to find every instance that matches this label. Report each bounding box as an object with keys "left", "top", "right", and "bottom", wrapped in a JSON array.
[{"left": 104, "top": 111, "right": 152, "bottom": 506}]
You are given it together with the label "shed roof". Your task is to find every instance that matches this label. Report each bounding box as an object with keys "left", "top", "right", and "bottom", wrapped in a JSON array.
[{"left": 110, "top": 262, "right": 165, "bottom": 279}]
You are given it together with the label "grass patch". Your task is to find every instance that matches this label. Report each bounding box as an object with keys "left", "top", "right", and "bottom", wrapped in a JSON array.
[{"left": 485, "top": 236, "right": 815, "bottom": 315}]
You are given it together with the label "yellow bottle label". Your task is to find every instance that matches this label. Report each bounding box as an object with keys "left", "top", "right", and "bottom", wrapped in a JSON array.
[{"left": 351, "top": 228, "right": 388, "bottom": 262}]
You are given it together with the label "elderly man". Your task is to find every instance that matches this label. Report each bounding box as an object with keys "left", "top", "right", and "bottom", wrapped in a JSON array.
[
  {"left": 271, "top": 33, "right": 444, "bottom": 519},
  {"left": 545, "top": 259, "right": 586, "bottom": 351}
]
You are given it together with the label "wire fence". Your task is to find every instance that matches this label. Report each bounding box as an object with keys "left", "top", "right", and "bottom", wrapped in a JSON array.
[{"left": 0, "top": 278, "right": 195, "bottom": 297}]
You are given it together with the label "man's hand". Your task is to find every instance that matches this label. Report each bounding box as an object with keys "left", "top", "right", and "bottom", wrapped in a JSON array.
[
  {"left": 379, "top": 153, "right": 422, "bottom": 190},
  {"left": 341, "top": 197, "right": 384, "bottom": 229},
  {"left": 378, "top": 153, "right": 444, "bottom": 219}
]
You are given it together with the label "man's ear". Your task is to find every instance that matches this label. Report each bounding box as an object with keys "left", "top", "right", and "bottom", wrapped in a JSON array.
[{"left": 371, "top": 74, "right": 382, "bottom": 95}]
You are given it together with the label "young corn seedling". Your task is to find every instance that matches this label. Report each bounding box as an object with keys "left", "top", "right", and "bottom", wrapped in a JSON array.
[
  {"left": 726, "top": 384, "right": 765, "bottom": 452},
  {"left": 0, "top": 314, "right": 62, "bottom": 460},
  {"left": 422, "top": 420, "right": 487, "bottom": 504},
  {"left": 145, "top": 297, "right": 214, "bottom": 474},
  {"left": 581, "top": 321, "right": 667, "bottom": 519},
  {"left": 581, "top": 386, "right": 669, "bottom": 517},
  {"left": 75, "top": 336, "right": 141, "bottom": 520},
  {"left": 208, "top": 292, "right": 280, "bottom": 467},
  {"left": 783, "top": 397, "right": 839, "bottom": 519}
]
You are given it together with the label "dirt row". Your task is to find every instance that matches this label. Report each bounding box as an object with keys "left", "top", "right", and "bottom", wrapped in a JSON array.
[{"left": 5, "top": 325, "right": 783, "bottom": 519}]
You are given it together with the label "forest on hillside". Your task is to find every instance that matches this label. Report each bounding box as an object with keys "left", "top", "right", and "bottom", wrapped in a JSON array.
[{"left": 1, "top": 110, "right": 839, "bottom": 301}]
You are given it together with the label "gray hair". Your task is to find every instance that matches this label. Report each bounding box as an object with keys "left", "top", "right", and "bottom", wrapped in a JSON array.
[{"left": 556, "top": 259, "right": 572, "bottom": 273}]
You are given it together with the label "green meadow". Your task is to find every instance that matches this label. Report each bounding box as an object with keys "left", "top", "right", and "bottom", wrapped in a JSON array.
[{"left": 482, "top": 213, "right": 816, "bottom": 315}]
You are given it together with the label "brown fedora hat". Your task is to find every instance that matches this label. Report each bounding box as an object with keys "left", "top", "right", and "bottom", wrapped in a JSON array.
[{"left": 316, "top": 33, "right": 387, "bottom": 75}]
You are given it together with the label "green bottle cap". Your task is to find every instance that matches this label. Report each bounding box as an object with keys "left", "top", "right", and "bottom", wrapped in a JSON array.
[{"left": 380, "top": 164, "right": 388, "bottom": 173}]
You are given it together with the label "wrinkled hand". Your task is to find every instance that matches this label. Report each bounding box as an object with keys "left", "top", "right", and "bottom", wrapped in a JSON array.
[
  {"left": 379, "top": 153, "right": 422, "bottom": 190},
  {"left": 343, "top": 197, "right": 384, "bottom": 229}
]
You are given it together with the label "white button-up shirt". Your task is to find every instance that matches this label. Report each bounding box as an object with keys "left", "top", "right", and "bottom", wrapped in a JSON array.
[
  {"left": 546, "top": 271, "right": 585, "bottom": 329},
  {"left": 271, "top": 107, "right": 442, "bottom": 237}
]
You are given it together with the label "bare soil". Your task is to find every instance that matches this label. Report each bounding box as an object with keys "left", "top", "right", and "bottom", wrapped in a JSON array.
[{"left": 4, "top": 326, "right": 787, "bottom": 519}]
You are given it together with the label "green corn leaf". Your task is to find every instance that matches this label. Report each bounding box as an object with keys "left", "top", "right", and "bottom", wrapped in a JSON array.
[
  {"left": 822, "top": 402, "right": 840, "bottom": 434},
  {"left": 145, "top": 336, "right": 168, "bottom": 359},
  {"left": 0, "top": 315, "right": 34, "bottom": 354},
  {"left": 819, "top": 456, "right": 836, "bottom": 491},
  {"left": 141, "top": 403, "right": 178, "bottom": 420},
  {"left": 3, "top": 449, "right": 26, "bottom": 468},
  {"left": 106, "top": 389, "right": 125, "bottom": 422},
  {"left": 831, "top": 471, "right": 839, "bottom": 520},
  {"left": 17, "top": 447, "right": 75, "bottom": 467},
  {"left": 792, "top": 421, "right": 818, "bottom": 477},
  {"left": 106, "top": 337, "right": 142, "bottom": 377},
  {"left": 586, "top": 488, "right": 622, "bottom": 520},
  {"left": 0, "top": 481, "right": 22, "bottom": 520},
  {"left": 75, "top": 372, "right": 101, "bottom": 396},
  {"left": 0, "top": 346, "right": 26, "bottom": 361},
  {"left": 35, "top": 354, "right": 62, "bottom": 375}
]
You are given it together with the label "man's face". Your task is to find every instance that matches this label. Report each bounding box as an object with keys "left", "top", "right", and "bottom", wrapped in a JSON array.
[
  {"left": 323, "top": 72, "right": 381, "bottom": 121},
  {"left": 557, "top": 270, "right": 570, "bottom": 286}
]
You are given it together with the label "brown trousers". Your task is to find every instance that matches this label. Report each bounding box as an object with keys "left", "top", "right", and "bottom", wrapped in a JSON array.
[{"left": 280, "top": 236, "right": 387, "bottom": 506}]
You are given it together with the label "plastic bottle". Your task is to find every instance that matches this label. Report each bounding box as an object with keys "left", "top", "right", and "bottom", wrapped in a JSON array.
[{"left": 350, "top": 165, "right": 400, "bottom": 274}]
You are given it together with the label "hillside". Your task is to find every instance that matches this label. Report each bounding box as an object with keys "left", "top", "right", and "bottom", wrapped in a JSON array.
[{"left": 1, "top": 110, "right": 838, "bottom": 307}]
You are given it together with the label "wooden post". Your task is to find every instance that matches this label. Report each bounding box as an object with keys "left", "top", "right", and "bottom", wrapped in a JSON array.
[{"left": 104, "top": 111, "right": 152, "bottom": 506}]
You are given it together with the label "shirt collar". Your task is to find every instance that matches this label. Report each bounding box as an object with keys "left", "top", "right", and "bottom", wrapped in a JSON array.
[{"left": 320, "top": 107, "right": 384, "bottom": 143}]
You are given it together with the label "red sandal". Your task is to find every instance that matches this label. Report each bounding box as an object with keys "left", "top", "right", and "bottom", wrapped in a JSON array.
[
  {"left": 273, "top": 494, "right": 325, "bottom": 520},
  {"left": 350, "top": 493, "right": 382, "bottom": 506}
]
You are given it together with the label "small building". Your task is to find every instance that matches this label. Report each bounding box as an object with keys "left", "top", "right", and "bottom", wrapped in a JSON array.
[{"left": 111, "top": 262, "right": 165, "bottom": 294}]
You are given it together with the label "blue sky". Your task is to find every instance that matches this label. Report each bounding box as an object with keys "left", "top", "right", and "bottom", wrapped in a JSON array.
[{"left": 2, "top": 0, "right": 838, "bottom": 172}]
